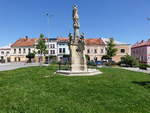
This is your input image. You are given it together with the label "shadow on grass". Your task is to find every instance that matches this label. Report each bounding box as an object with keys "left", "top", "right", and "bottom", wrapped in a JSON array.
[{"left": 132, "top": 81, "right": 150, "bottom": 89}]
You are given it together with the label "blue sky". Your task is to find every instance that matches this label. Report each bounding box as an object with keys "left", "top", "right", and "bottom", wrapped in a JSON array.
[{"left": 0, "top": 0, "right": 150, "bottom": 46}]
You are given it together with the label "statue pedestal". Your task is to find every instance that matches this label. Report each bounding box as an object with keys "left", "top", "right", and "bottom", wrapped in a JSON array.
[
  {"left": 70, "top": 45, "right": 87, "bottom": 72},
  {"left": 56, "top": 69, "right": 102, "bottom": 76}
]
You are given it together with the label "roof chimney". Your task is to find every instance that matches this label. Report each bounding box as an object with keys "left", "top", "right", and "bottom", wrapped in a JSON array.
[
  {"left": 141, "top": 40, "right": 144, "bottom": 43},
  {"left": 25, "top": 36, "right": 28, "bottom": 40}
]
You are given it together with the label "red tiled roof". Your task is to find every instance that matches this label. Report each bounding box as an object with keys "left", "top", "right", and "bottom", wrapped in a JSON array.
[
  {"left": 57, "top": 37, "right": 105, "bottom": 45},
  {"left": 0, "top": 48, "right": 10, "bottom": 50},
  {"left": 132, "top": 39, "right": 150, "bottom": 48},
  {"left": 57, "top": 37, "right": 69, "bottom": 42},
  {"left": 11, "top": 38, "right": 38, "bottom": 47},
  {"left": 85, "top": 38, "right": 105, "bottom": 45}
]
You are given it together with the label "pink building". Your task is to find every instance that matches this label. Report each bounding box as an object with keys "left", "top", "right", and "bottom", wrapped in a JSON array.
[{"left": 131, "top": 39, "right": 150, "bottom": 64}]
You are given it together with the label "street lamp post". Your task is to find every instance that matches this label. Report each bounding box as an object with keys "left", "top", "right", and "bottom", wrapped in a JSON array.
[{"left": 44, "top": 12, "right": 54, "bottom": 64}]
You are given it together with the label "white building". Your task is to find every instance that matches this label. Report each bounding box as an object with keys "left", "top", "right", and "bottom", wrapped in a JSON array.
[
  {"left": 46, "top": 38, "right": 58, "bottom": 56},
  {"left": 0, "top": 44, "right": 11, "bottom": 63},
  {"left": 57, "top": 38, "right": 70, "bottom": 61},
  {"left": 10, "top": 37, "right": 37, "bottom": 62}
]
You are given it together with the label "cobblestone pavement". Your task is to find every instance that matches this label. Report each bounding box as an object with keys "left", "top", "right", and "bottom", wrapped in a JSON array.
[{"left": 0, "top": 63, "right": 48, "bottom": 71}]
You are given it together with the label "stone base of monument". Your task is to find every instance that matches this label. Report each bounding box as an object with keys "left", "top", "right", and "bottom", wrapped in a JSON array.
[{"left": 56, "top": 69, "right": 102, "bottom": 76}]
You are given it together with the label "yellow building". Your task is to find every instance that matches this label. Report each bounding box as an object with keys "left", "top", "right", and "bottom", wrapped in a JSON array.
[{"left": 102, "top": 38, "right": 131, "bottom": 62}]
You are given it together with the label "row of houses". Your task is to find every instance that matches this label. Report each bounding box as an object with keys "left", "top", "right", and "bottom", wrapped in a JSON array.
[
  {"left": 131, "top": 39, "right": 150, "bottom": 65},
  {"left": 0, "top": 36, "right": 131, "bottom": 63}
]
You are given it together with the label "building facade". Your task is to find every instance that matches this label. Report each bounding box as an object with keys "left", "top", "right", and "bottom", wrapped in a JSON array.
[
  {"left": 46, "top": 38, "right": 58, "bottom": 56},
  {"left": 102, "top": 38, "right": 131, "bottom": 62},
  {"left": 131, "top": 39, "right": 150, "bottom": 64},
  {"left": 1, "top": 37, "right": 130, "bottom": 63},
  {"left": 57, "top": 38, "right": 70, "bottom": 61},
  {"left": 85, "top": 38, "right": 106, "bottom": 61},
  {"left": 10, "top": 37, "right": 37, "bottom": 62},
  {"left": 0, "top": 44, "right": 11, "bottom": 63}
]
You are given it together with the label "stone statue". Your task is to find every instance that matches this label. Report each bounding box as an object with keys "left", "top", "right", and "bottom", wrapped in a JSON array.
[
  {"left": 73, "top": 5, "right": 80, "bottom": 28},
  {"left": 56, "top": 5, "right": 102, "bottom": 75},
  {"left": 69, "top": 33, "right": 73, "bottom": 43},
  {"left": 80, "top": 33, "right": 85, "bottom": 39},
  {"left": 68, "top": 5, "right": 87, "bottom": 71}
]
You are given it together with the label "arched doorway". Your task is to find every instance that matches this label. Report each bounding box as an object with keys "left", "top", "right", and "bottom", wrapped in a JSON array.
[
  {"left": 18, "top": 57, "right": 21, "bottom": 62},
  {"left": 15, "top": 57, "right": 17, "bottom": 62}
]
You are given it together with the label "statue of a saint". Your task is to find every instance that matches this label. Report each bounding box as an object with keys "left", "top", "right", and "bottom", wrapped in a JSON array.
[
  {"left": 73, "top": 5, "right": 80, "bottom": 28},
  {"left": 69, "top": 33, "right": 73, "bottom": 43}
]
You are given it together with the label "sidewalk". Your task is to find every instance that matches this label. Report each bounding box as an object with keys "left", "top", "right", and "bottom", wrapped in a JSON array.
[
  {"left": 119, "top": 67, "right": 150, "bottom": 74},
  {"left": 0, "top": 63, "right": 48, "bottom": 71}
]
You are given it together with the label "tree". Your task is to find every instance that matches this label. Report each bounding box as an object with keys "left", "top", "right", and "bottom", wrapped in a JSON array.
[
  {"left": 102, "top": 38, "right": 118, "bottom": 61},
  {"left": 36, "top": 33, "right": 47, "bottom": 63},
  {"left": 26, "top": 53, "right": 35, "bottom": 63},
  {"left": 120, "top": 54, "right": 139, "bottom": 67},
  {"left": 85, "top": 55, "right": 90, "bottom": 61}
]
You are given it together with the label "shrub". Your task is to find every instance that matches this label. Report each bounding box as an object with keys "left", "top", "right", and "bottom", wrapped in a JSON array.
[
  {"left": 139, "top": 63, "right": 148, "bottom": 70},
  {"left": 120, "top": 54, "right": 139, "bottom": 67},
  {"left": 87, "top": 60, "right": 96, "bottom": 66},
  {"left": 104, "top": 61, "right": 117, "bottom": 66}
]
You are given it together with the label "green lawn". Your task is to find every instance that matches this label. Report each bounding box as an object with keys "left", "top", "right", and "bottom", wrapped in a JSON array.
[{"left": 0, "top": 66, "right": 150, "bottom": 113}]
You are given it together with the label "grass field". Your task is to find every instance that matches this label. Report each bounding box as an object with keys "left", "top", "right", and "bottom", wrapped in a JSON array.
[{"left": 0, "top": 66, "right": 150, "bottom": 113}]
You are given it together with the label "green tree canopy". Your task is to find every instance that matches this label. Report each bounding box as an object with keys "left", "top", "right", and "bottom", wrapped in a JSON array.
[
  {"left": 36, "top": 33, "right": 47, "bottom": 56},
  {"left": 103, "top": 38, "right": 118, "bottom": 60},
  {"left": 26, "top": 53, "right": 35, "bottom": 63}
]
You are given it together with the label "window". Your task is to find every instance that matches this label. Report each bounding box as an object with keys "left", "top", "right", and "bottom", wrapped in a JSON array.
[
  {"left": 19, "top": 48, "right": 21, "bottom": 54},
  {"left": 6, "top": 51, "right": 9, "bottom": 54},
  {"left": 87, "top": 49, "right": 90, "bottom": 53},
  {"left": 101, "top": 49, "right": 104, "bottom": 53},
  {"left": 59, "top": 48, "right": 62, "bottom": 53},
  {"left": 23, "top": 49, "right": 26, "bottom": 54},
  {"left": 50, "top": 50, "right": 55, "bottom": 54},
  {"left": 28, "top": 48, "right": 31, "bottom": 54},
  {"left": 63, "top": 48, "right": 65, "bottom": 53},
  {"left": 59, "top": 43, "right": 65, "bottom": 46},
  {"left": 53, "top": 50, "right": 55, "bottom": 54},
  {"left": 59, "top": 48, "right": 65, "bottom": 54},
  {"left": 14, "top": 49, "right": 16, "bottom": 54},
  {"left": 94, "top": 49, "right": 97, "bottom": 53},
  {"left": 1, "top": 51, "right": 4, "bottom": 54},
  {"left": 50, "top": 44, "right": 55, "bottom": 48},
  {"left": 120, "top": 49, "right": 125, "bottom": 53}
]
